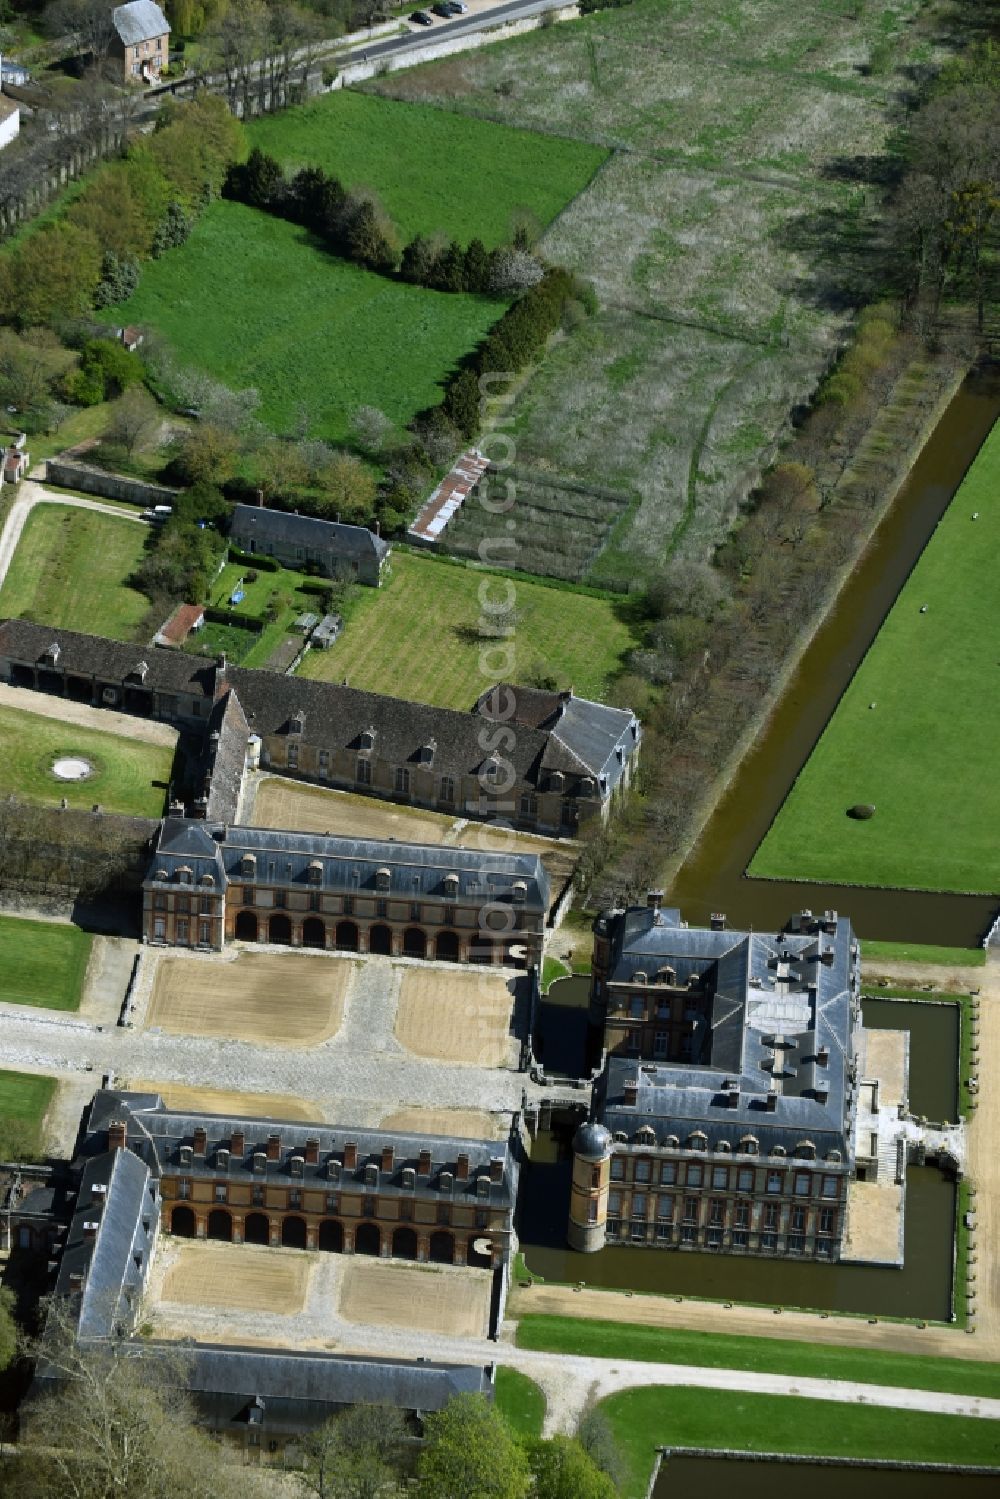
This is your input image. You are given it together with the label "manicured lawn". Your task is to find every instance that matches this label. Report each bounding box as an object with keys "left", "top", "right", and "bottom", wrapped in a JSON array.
[
  {"left": 102, "top": 200, "right": 503, "bottom": 443},
  {"left": 599, "top": 1386, "right": 1000, "bottom": 1498},
  {"left": 751, "top": 420, "right": 1000, "bottom": 894},
  {"left": 0, "top": 1069, "right": 57, "bottom": 1157},
  {"left": 0, "top": 703, "right": 175, "bottom": 817},
  {"left": 0, "top": 504, "right": 150, "bottom": 641},
  {"left": 247, "top": 90, "right": 607, "bottom": 247},
  {"left": 0, "top": 915, "right": 92, "bottom": 1011},
  {"left": 515, "top": 1315, "right": 1000, "bottom": 1399},
  {"left": 494, "top": 1367, "right": 546, "bottom": 1440},
  {"left": 861, "top": 940, "right": 986, "bottom": 968},
  {"left": 296, "top": 551, "right": 637, "bottom": 707},
  {"left": 200, "top": 559, "right": 328, "bottom": 669}
]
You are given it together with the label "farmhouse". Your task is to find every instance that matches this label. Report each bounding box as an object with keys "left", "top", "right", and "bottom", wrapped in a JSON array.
[
  {"left": 0, "top": 620, "right": 641, "bottom": 836},
  {"left": 229, "top": 503, "right": 390, "bottom": 586},
  {"left": 569, "top": 900, "right": 893, "bottom": 1263},
  {"left": 27, "top": 1089, "right": 496, "bottom": 1443},
  {"left": 110, "top": 0, "right": 169, "bottom": 82},
  {"left": 142, "top": 815, "right": 549, "bottom": 966}
]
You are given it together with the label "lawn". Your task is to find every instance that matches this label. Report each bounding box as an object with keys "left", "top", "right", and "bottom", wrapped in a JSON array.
[
  {"left": 296, "top": 550, "right": 637, "bottom": 707},
  {"left": 0, "top": 504, "right": 150, "bottom": 641},
  {"left": 198, "top": 558, "right": 329, "bottom": 669},
  {"left": 494, "top": 1368, "right": 546, "bottom": 1440},
  {"left": 367, "top": 0, "right": 937, "bottom": 581},
  {"left": 246, "top": 90, "right": 607, "bottom": 246},
  {"left": 861, "top": 940, "right": 986, "bottom": 968},
  {"left": 515, "top": 1315, "right": 1000, "bottom": 1399},
  {"left": 102, "top": 200, "right": 503, "bottom": 443},
  {"left": 0, "top": 914, "right": 92, "bottom": 1012},
  {"left": 0, "top": 703, "right": 175, "bottom": 817},
  {"left": 598, "top": 1386, "right": 1000, "bottom": 1498},
  {"left": 750, "top": 419, "right": 1000, "bottom": 895},
  {"left": 0, "top": 1069, "right": 57, "bottom": 1157}
]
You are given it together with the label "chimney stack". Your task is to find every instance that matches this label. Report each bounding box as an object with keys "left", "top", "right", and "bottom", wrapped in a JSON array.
[
  {"left": 381, "top": 1144, "right": 395, "bottom": 1173},
  {"left": 456, "top": 1152, "right": 470, "bottom": 1182},
  {"left": 108, "top": 1120, "right": 127, "bottom": 1152},
  {"left": 193, "top": 1126, "right": 207, "bottom": 1156},
  {"left": 266, "top": 1132, "right": 281, "bottom": 1162},
  {"left": 489, "top": 1157, "right": 504, "bottom": 1184},
  {"left": 231, "top": 1129, "right": 245, "bottom": 1158},
  {"left": 343, "top": 1141, "right": 358, "bottom": 1171},
  {"left": 418, "top": 1148, "right": 432, "bottom": 1176},
  {"left": 305, "top": 1137, "right": 320, "bottom": 1165}
]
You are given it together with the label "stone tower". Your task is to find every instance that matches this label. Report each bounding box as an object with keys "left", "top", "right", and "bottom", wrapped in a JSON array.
[{"left": 567, "top": 1119, "right": 612, "bottom": 1253}]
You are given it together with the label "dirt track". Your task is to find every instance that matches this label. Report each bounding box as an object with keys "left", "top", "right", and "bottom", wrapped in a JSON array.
[
  {"left": 144, "top": 950, "right": 352, "bottom": 1045},
  {"left": 132, "top": 1079, "right": 322, "bottom": 1122},
  {"left": 394, "top": 968, "right": 516, "bottom": 1066},
  {"left": 0, "top": 681, "right": 177, "bottom": 748}
]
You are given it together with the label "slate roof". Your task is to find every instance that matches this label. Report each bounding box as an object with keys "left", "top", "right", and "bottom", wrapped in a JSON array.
[
  {"left": 595, "top": 906, "right": 861, "bottom": 1158},
  {"left": 53, "top": 1148, "right": 158, "bottom": 1341},
  {"left": 476, "top": 683, "right": 640, "bottom": 791},
  {"left": 230, "top": 504, "right": 390, "bottom": 563},
  {"left": 85, "top": 1090, "right": 517, "bottom": 1205},
  {"left": 198, "top": 689, "right": 250, "bottom": 824},
  {"left": 0, "top": 618, "right": 217, "bottom": 697},
  {"left": 146, "top": 816, "right": 550, "bottom": 911},
  {"left": 112, "top": 0, "right": 169, "bottom": 45}
]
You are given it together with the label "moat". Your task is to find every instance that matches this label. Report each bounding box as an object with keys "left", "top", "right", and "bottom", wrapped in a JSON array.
[{"left": 524, "top": 980, "right": 960, "bottom": 1321}]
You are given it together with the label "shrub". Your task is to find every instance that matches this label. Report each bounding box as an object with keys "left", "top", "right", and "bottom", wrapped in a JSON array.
[{"left": 93, "top": 252, "right": 141, "bottom": 310}]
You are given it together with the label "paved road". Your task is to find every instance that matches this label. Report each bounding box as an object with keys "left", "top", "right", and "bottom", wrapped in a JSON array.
[
  {"left": 345, "top": 0, "right": 563, "bottom": 68},
  {"left": 0, "top": 479, "right": 148, "bottom": 596}
]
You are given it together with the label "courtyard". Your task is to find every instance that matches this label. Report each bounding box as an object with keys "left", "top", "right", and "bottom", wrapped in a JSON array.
[{"left": 142, "top": 949, "right": 354, "bottom": 1046}]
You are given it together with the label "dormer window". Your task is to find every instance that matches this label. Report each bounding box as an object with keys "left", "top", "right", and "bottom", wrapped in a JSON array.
[
  {"left": 175, "top": 866, "right": 193, "bottom": 885},
  {"left": 579, "top": 776, "right": 594, "bottom": 797},
  {"left": 199, "top": 873, "right": 215, "bottom": 887},
  {"left": 740, "top": 1135, "right": 759, "bottom": 1155},
  {"left": 155, "top": 868, "right": 169, "bottom": 882},
  {"left": 359, "top": 727, "right": 376, "bottom": 754},
  {"left": 133, "top": 661, "right": 148, "bottom": 683},
  {"left": 511, "top": 880, "right": 526, "bottom": 904},
  {"left": 364, "top": 1163, "right": 378, "bottom": 1187},
  {"left": 307, "top": 860, "right": 323, "bottom": 885},
  {"left": 419, "top": 740, "right": 436, "bottom": 766},
  {"left": 241, "top": 854, "right": 256, "bottom": 879},
  {"left": 289, "top": 712, "right": 304, "bottom": 736},
  {"left": 439, "top": 1170, "right": 454, "bottom": 1193},
  {"left": 549, "top": 771, "right": 564, "bottom": 792},
  {"left": 375, "top": 867, "right": 391, "bottom": 892},
  {"left": 688, "top": 1131, "right": 707, "bottom": 1150},
  {"left": 443, "top": 873, "right": 459, "bottom": 898}
]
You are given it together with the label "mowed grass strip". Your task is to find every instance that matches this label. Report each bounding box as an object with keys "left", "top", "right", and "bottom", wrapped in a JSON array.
[
  {"left": 104, "top": 200, "right": 502, "bottom": 443},
  {"left": 515, "top": 1315, "right": 1000, "bottom": 1399},
  {"left": 493, "top": 1368, "right": 546, "bottom": 1440},
  {"left": 247, "top": 90, "right": 607, "bottom": 246},
  {"left": 861, "top": 940, "right": 986, "bottom": 969},
  {"left": 0, "top": 915, "right": 92, "bottom": 1011},
  {"left": 751, "top": 420, "right": 1000, "bottom": 895},
  {"left": 0, "top": 1069, "right": 57, "bottom": 1153},
  {"left": 298, "top": 551, "right": 636, "bottom": 707},
  {"left": 0, "top": 703, "right": 174, "bottom": 817},
  {"left": 598, "top": 1386, "right": 1000, "bottom": 1499},
  {"left": 0, "top": 504, "right": 150, "bottom": 641}
]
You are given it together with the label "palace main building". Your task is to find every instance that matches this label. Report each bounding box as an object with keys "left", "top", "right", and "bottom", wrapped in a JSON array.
[{"left": 569, "top": 899, "right": 878, "bottom": 1262}]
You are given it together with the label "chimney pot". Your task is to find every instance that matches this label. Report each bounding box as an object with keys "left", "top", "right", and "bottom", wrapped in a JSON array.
[
  {"left": 489, "top": 1157, "right": 503, "bottom": 1184},
  {"left": 381, "top": 1145, "right": 394, "bottom": 1173},
  {"left": 266, "top": 1132, "right": 281, "bottom": 1162},
  {"left": 343, "top": 1141, "right": 358, "bottom": 1171},
  {"left": 305, "top": 1137, "right": 320, "bottom": 1165},
  {"left": 231, "top": 1130, "right": 245, "bottom": 1158},
  {"left": 418, "top": 1148, "right": 432, "bottom": 1176},
  {"left": 455, "top": 1152, "right": 470, "bottom": 1182},
  {"left": 193, "top": 1126, "right": 207, "bottom": 1156}
]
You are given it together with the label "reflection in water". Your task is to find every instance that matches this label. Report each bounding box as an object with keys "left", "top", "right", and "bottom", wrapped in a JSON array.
[
  {"left": 523, "top": 995, "right": 958, "bottom": 1320},
  {"left": 668, "top": 366, "right": 1000, "bottom": 947},
  {"left": 653, "top": 1456, "right": 998, "bottom": 1499}
]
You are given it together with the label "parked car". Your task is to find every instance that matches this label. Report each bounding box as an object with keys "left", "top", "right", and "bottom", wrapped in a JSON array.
[
  {"left": 410, "top": 8, "right": 434, "bottom": 22},
  {"left": 431, "top": 2, "right": 452, "bottom": 14}
]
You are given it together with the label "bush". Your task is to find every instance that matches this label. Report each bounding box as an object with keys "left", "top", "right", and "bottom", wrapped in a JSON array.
[{"left": 93, "top": 252, "right": 141, "bottom": 310}]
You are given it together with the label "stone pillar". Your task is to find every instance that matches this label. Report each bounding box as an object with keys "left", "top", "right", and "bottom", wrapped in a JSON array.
[
  {"left": 343, "top": 1224, "right": 355, "bottom": 1254},
  {"left": 195, "top": 1211, "right": 207, "bottom": 1239},
  {"left": 269, "top": 1220, "right": 281, "bottom": 1248},
  {"left": 417, "top": 1233, "right": 430, "bottom": 1263},
  {"left": 292, "top": 925, "right": 302, "bottom": 947},
  {"left": 453, "top": 1236, "right": 467, "bottom": 1267},
  {"left": 306, "top": 1222, "right": 318, "bottom": 1251},
  {"left": 392, "top": 931, "right": 403, "bottom": 957},
  {"left": 379, "top": 1231, "right": 391, "bottom": 1259},
  {"left": 231, "top": 1214, "right": 244, "bottom": 1245}
]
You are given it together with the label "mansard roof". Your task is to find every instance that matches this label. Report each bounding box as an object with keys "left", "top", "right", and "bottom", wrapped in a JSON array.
[
  {"left": 85, "top": 1090, "right": 517, "bottom": 1203},
  {"left": 230, "top": 504, "right": 390, "bottom": 562},
  {"left": 146, "top": 817, "right": 550, "bottom": 909},
  {"left": 594, "top": 906, "right": 860, "bottom": 1156}
]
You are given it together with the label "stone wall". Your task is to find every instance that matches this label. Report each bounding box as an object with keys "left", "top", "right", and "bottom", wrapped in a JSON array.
[{"left": 46, "top": 459, "right": 180, "bottom": 509}]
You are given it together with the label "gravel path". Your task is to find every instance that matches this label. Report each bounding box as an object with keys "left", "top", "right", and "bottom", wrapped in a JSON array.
[{"left": 0, "top": 682, "right": 177, "bottom": 747}]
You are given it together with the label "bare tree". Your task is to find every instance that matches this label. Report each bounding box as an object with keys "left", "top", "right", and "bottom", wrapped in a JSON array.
[{"left": 106, "top": 384, "right": 160, "bottom": 456}]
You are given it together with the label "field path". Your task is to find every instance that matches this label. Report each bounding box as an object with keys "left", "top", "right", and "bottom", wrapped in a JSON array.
[{"left": 0, "top": 478, "right": 148, "bottom": 597}]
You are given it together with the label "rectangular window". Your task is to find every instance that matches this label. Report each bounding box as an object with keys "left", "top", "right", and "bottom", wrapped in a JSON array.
[
  {"left": 176, "top": 918, "right": 189, "bottom": 943},
  {"left": 610, "top": 1158, "right": 625, "bottom": 1181},
  {"left": 732, "top": 1229, "right": 749, "bottom": 1248},
  {"left": 588, "top": 1200, "right": 598, "bottom": 1223},
  {"left": 763, "top": 1202, "right": 780, "bottom": 1230},
  {"left": 686, "top": 1164, "right": 703, "bottom": 1188},
  {"left": 356, "top": 758, "right": 371, "bottom": 786},
  {"left": 176, "top": 896, "right": 190, "bottom": 914},
  {"left": 395, "top": 767, "right": 410, "bottom": 794},
  {"left": 635, "top": 1159, "right": 651, "bottom": 1183},
  {"left": 326, "top": 1193, "right": 339, "bottom": 1213},
  {"left": 590, "top": 1167, "right": 601, "bottom": 1189},
  {"left": 708, "top": 1197, "right": 725, "bottom": 1226},
  {"left": 631, "top": 1194, "right": 646, "bottom": 1220},
  {"left": 819, "top": 1207, "right": 837, "bottom": 1236},
  {"left": 790, "top": 1205, "right": 806, "bottom": 1232},
  {"left": 436, "top": 1203, "right": 449, "bottom": 1225},
  {"left": 319, "top": 750, "right": 330, "bottom": 768},
  {"left": 712, "top": 1166, "right": 728, "bottom": 1190},
  {"left": 656, "top": 1195, "right": 673, "bottom": 1221},
  {"left": 737, "top": 1167, "right": 754, "bottom": 1192},
  {"left": 290, "top": 1189, "right": 302, "bottom": 1210},
  {"left": 659, "top": 1161, "right": 677, "bottom": 1185},
  {"left": 200, "top": 896, "right": 213, "bottom": 915},
  {"left": 214, "top": 1183, "right": 227, "bottom": 1203},
  {"left": 153, "top": 893, "right": 166, "bottom": 910},
  {"left": 400, "top": 1200, "right": 414, "bottom": 1222},
  {"left": 766, "top": 1171, "right": 783, "bottom": 1194},
  {"left": 376, "top": 899, "right": 387, "bottom": 918},
  {"left": 252, "top": 1185, "right": 264, "bottom": 1206},
  {"left": 199, "top": 921, "right": 211, "bottom": 945},
  {"left": 363, "top": 1194, "right": 376, "bottom": 1217},
  {"left": 761, "top": 1232, "right": 777, "bottom": 1250},
  {"left": 153, "top": 917, "right": 166, "bottom": 940},
  {"left": 343, "top": 895, "right": 353, "bottom": 916},
  {"left": 629, "top": 996, "right": 644, "bottom": 1020},
  {"left": 734, "top": 1199, "right": 751, "bottom": 1229},
  {"left": 794, "top": 1172, "right": 811, "bottom": 1197},
  {"left": 178, "top": 1179, "right": 190, "bottom": 1200},
  {"left": 287, "top": 744, "right": 298, "bottom": 769},
  {"left": 654, "top": 1031, "right": 668, "bottom": 1057},
  {"left": 607, "top": 1191, "right": 621, "bottom": 1216},
  {"left": 519, "top": 793, "right": 538, "bottom": 818},
  {"left": 275, "top": 889, "right": 286, "bottom": 909},
  {"left": 822, "top": 1175, "right": 839, "bottom": 1199},
  {"left": 683, "top": 1196, "right": 698, "bottom": 1224}
]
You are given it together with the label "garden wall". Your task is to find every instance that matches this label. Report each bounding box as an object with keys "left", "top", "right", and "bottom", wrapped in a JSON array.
[{"left": 45, "top": 460, "right": 181, "bottom": 509}]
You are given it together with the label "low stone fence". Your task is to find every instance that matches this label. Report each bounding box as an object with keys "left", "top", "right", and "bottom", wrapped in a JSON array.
[{"left": 45, "top": 458, "right": 181, "bottom": 509}]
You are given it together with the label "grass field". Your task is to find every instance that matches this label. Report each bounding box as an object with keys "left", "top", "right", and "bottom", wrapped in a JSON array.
[
  {"left": 0, "top": 915, "right": 92, "bottom": 1011},
  {"left": 861, "top": 941, "right": 986, "bottom": 969},
  {"left": 369, "top": 0, "right": 937, "bottom": 581},
  {"left": 515, "top": 1314, "right": 1000, "bottom": 1399},
  {"left": 751, "top": 420, "right": 1000, "bottom": 894},
  {"left": 494, "top": 1368, "right": 546, "bottom": 1440},
  {"left": 246, "top": 90, "right": 607, "bottom": 246},
  {"left": 296, "top": 551, "right": 637, "bottom": 706},
  {"left": 598, "top": 1386, "right": 1000, "bottom": 1498},
  {"left": 0, "top": 1069, "right": 57, "bottom": 1155},
  {"left": 0, "top": 702, "right": 174, "bottom": 817},
  {"left": 0, "top": 504, "right": 150, "bottom": 642},
  {"left": 103, "top": 200, "right": 503, "bottom": 443}
]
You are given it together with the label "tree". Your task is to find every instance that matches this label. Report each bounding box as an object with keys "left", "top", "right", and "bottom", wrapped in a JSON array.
[
  {"left": 106, "top": 385, "right": 160, "bottom": 456},
  {"left": 0, "top": 1287, "right": 15, "bottom": 1374},
  {"left": 0, "top": 221, "right": 102, "bottom": 327},
  {"left": 526, "top": 1434, "right": 619, "bottom": 1499},
  {"left": 485, "top": 247, "right": 545, "bottom": 297},
  {"left": 350, "top": 405, "right": 393, "bottom": 455},
  {"left": 301, "top": 1403, "right": 407, "bottom": 1499},
  {"left": 173, "top": 422, "right": 240, "bottom": 485},
  {"left": 16, "top": 1311, "right": 264, "bottom": 1499},
  {"left": 416, "top": 1394, "right": 530, "bottom": 1499},
  {"left": 313, "top": 451, "right": 376, "bottom": 523},
  {"left": 0, "top": 329, "right": 75, "bottom": 415},
  {"left": 577, "top": 1408, "right": 626, "bottom": 1491}
]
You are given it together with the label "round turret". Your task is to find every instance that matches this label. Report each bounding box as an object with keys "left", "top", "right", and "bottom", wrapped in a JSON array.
[{"left": 573, "top": 1120, "right": 612, "bottom": 1163}]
